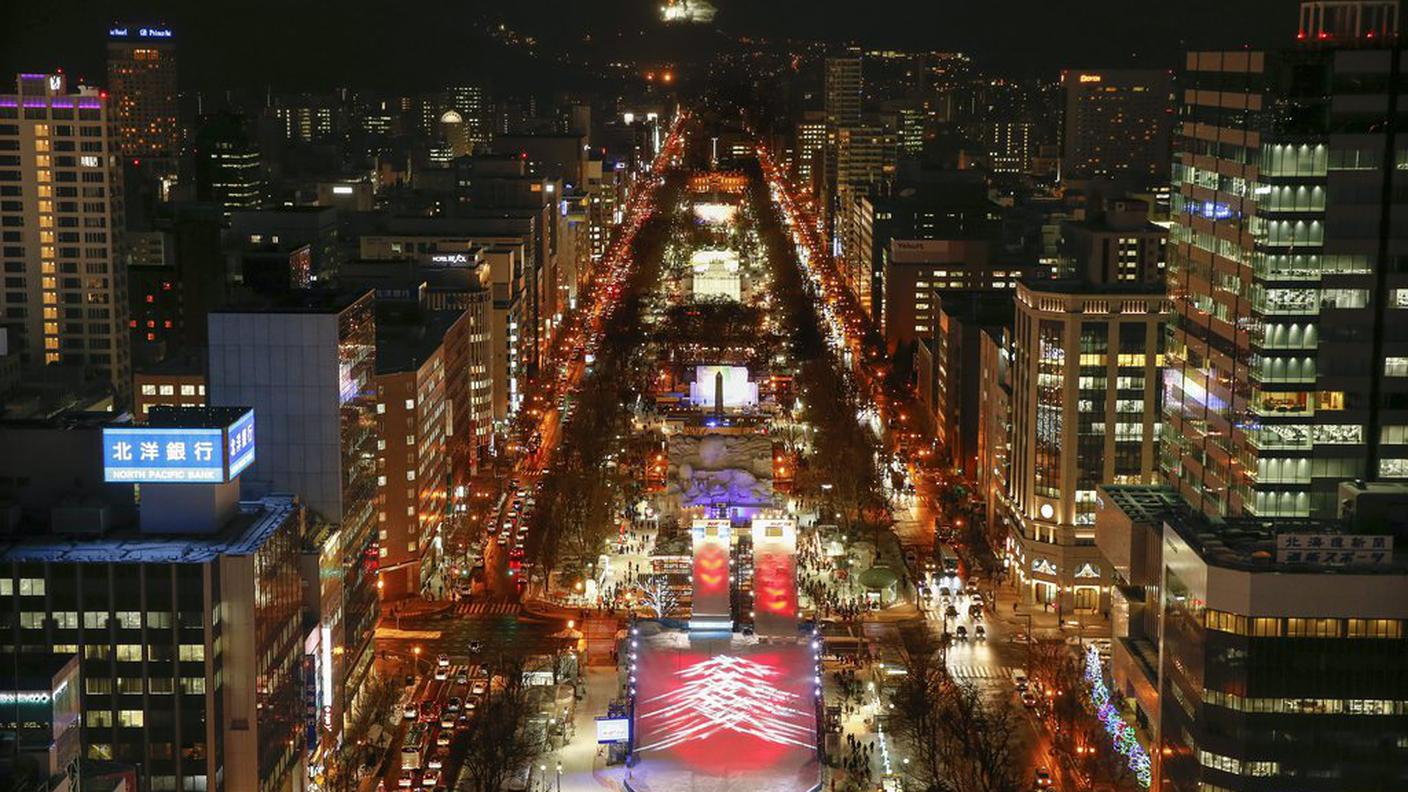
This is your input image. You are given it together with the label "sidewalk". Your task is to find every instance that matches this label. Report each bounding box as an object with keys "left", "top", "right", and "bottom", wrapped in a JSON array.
[{"left": 546, "top": 666, "right": 629, "bottom": 792}]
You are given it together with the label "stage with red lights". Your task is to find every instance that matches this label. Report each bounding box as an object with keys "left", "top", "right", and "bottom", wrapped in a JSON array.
[{"left": 628, "top": 633, "right": 820, "bottom": 792}]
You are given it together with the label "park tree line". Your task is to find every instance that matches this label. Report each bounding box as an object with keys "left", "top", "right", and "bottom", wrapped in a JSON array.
[{"left": 523, "top": 171, "right": 686, "bottom": 594}]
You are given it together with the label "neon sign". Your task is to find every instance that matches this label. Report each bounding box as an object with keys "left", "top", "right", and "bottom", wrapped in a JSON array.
[
  {"left": 102, "top": 409, "right": 255, "bottom": 484},
  {"left": 110, "top": 26, "right": 173, "bottom": 39}
]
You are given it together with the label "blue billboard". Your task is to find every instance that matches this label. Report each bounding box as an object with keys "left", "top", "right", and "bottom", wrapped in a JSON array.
[
  {"left": 227, "top": 411, "right": 256, "bottom": 478},
  {"left": 102, "top": 409, "right": 255, "bottom": 484}
]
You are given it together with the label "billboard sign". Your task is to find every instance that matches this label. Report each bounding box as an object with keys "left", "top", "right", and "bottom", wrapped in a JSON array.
[
  {"left": 103, "top": 409, "right": 255, "bottom": 484},
  {"left": 595, "top": 716, "right": 630, "bottom": 744}
]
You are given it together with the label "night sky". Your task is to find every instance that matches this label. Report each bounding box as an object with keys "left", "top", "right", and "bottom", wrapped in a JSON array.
[{"left": 1, "top": 0, "right": 1298, "bottom": 92}]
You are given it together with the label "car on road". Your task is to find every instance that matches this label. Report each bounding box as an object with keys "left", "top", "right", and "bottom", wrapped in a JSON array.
[
  {"left": 955, "top": 625, "right": 968, "bottom": 640},
  {"left": 1013, "top": 672, "right": 1029, "bottom": 691},
  {"left": 435, "top": 729, "right": 452, "bottom": 747},
  {"left": 397, "top": 770, "right": 416, "bottom": 788},
  {"left": 421, "top": 769, "right": 441, "bottom": 787},
  {"left": 454, "top": 670, "right": 468, "bottom": 685},
  {"left": 944, "top": 605, "right": 959, "bottom": 619},
  {"left": 471, "top": 680, "right": 487, "bottom": 695},
  {"left": 969, "top": 604, "right": 984, "bottom": 619},
  {"left": 1034, "top": 768, "right": 1053, "bottom": 787},
  {"left": 402, "top": 703, "right": 418, "bottom": 721},
  {"left": 446, "top": 697, "right": 461, "bottom": 713},
  {"left": 974, "top": 624, "right": 986, "bottom": 640},
  {"left": 970, "top": 593, "right": 984, "bottom": 607},
  {"left": 468, "top": 641, "right": 483, "bottom": 655},
  {"left": 965, "top": 579, "right": 979, "bottom": 594},
  {"left": 1021, "top": 691, "right": 1038, "bottom": 708},
  {"left": 433, "top": 666, "right": 447, "bottom": 681},
  {"left": 419, "top": 701, "right": 437, "bottom": 722},
  {"left": 427, "top": 750, "right": 447, "bottom": 770},
  {"left": 439, "top": 713, "right": 455, "bottom": 729}
]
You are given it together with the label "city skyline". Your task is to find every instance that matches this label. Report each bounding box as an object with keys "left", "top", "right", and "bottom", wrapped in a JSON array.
[{"left": 1, "top": 2, "right": 1404, "bottom": 792}]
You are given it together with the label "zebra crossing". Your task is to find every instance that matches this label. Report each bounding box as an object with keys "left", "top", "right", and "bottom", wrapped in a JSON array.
[
  {"left": 453, "top": 601, "right": 521, "bottom": 616},
  {"left": 947, "top": 664, "right": 1015, "bottom": 681}
]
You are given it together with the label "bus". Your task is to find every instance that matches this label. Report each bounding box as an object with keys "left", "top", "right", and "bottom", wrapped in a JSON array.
[
  {"left": 402, "top": 723, "right": 427, "bottom": 770},
  {"left": 936, "top": 544, "right": 961, "bottom": 587}
]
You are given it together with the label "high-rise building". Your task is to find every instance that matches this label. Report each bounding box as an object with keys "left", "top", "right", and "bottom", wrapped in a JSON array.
[
  {"left": 833, "top": 124, "right": 897, "bottom": 273},
  {"left": 192, "top": 112, "right": 262, "bottom": 221},
  {"left": 0, "top": 409, "right": 306, "bottom": 792},
  {"left": 1059, "top": 197, "right": 1167, "bottom": 286},
  {"left": 373, "top": 309, "right": 463, "bottom": 600},
  {"left": 1162, "top": 9, "right": 1408, "bottom": 519},
  {"left": 445, "top": 84, "right": 492, "bottom": 151},
  {"left": 1096, "top": 482, "right": 1408, "bottom": 792},
  {"left": 1095, "top": 9, "right": 1408, "bottom": 791},
  {"left": 930, "top": 294, "right": 1014, "bottom": 478},
  {"left": 0, "top": 73, "right": 131, "bottom": 405},
  {"left": 106, "top": 24, "right": 179, "bottom": 161},
  {"left": 793, "top": 110, "right": 826, "bottom": 194},
  {"left": 1060, "top": 68, "right": 1173, "bottom": 189},
  {"left": 824, "top": 53, "right": 863, "bottom": 129},
  {"left": 1003, "top": 280, "right": 1171, "bottom": 614},
  {"left": 208, "top": 291, "right": 380, "bottom": 747}
]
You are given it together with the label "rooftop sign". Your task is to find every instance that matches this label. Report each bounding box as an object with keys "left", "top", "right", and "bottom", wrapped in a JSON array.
[
  {"left": 103, "top": 409, "right": 255, "bottom": 484},
  {"left": 109, "top": 26, "right": 174, "bottom": 40}
]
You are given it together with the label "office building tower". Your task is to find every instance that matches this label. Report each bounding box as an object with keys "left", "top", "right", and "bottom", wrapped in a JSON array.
[
  {"left": 230, "top": 206, "right": 339, "bottom": 283},
  {"left": 793, "top": 111, "right": 826, "bottom": 194},
  {"left": 269, "top": 92, "right": 342, "bottom": 144},
  {"left": 978, "top": 120, "right": 1034, "bottom": 175},
  {"left": 0, "top": 73, "right": 131, "bottom": 405},
  {"left": 1096, "top": 481, "right": 1408, "bottom": 792},
  {"left": 445, "top": 84, "right": 492, "bottom": 151},
  {"left": 133, "top": 352, "right": 206, "bottom": 419},
  {"left": 929, "top": 294, "right": 1014, "bottom": 477},
  {"left": 976, "top": 326, "right": 1014, "bottom": 541},
  {"left": 1059, "top": 197, "right": 1167, "bottom": 286},
  {"left": 1098, "top": 17, "right": 1408, "bottom": 784},
  {"left": 824, "top": 53, "right": 863, "bottom": 128},
  {"left": 833, "top": 124, "right": 897, "bottom": 274},
  {"left": 1163, "top": 9, "right": 1408, "bottom": 519},
  {"left": 192, "top": 112, "right": 262, "bottom": 221},
  {"left": 126, "top": 202, "right": 225, "bottom": 365},
  {"left": 1003, "top": 280, "right": 1171, "bottom": 614},
  {"left": 106, "top": 24, "right": 179, "bottom": 161},
  {"left": 373, "top": 309, "right": 463, "bottom": 600},
  {"left": 0, "top": 409, "right": 306, "bottom": 792},
  {"left": 1061, "top": 68, "right": 1173, "bottom": 189},
  {"left": 208, "top": 291, "right": 380, "bottom": 746}
]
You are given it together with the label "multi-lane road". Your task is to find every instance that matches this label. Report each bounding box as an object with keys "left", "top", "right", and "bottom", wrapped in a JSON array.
[{"left": 363, "top": 116, "right": 688, "bottom": 792}]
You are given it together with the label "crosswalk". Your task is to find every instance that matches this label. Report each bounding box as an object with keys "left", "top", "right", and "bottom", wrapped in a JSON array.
[
  {"left": 453, "top": 601, "right": 521, "bottom": 616},
  {"left": 948, "top": 664, "right": 1015, "bottom": 681}
]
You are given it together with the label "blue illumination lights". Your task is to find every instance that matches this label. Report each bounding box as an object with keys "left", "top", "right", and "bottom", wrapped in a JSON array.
[
  {"left": 1084, "top": 645, "right": 1152, "bottom": 788},
  {"left": 102, "top": 409, "right": 256, "bottom": 484}
]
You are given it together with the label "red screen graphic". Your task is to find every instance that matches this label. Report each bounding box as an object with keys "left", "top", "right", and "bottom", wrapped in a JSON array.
[
  {"left": 635, "top": 646, "right": 817, "bottom": 775},
  {"left": 753, "top": 551, "right": 796, "bottom": 617},
  {"left": 693, "top": 543, "right": 729, "bottom": 593}
]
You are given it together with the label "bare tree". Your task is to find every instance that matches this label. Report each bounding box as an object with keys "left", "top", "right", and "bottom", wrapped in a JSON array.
[
  {"left": 635, "top": 574, "right": 679, "bottom": 618},
  {"left": 890, "top": 628, "right": 1023, "bottom": 792},
  {"left": 457, "top": 654, "right": 544, "bottom": 792}
]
